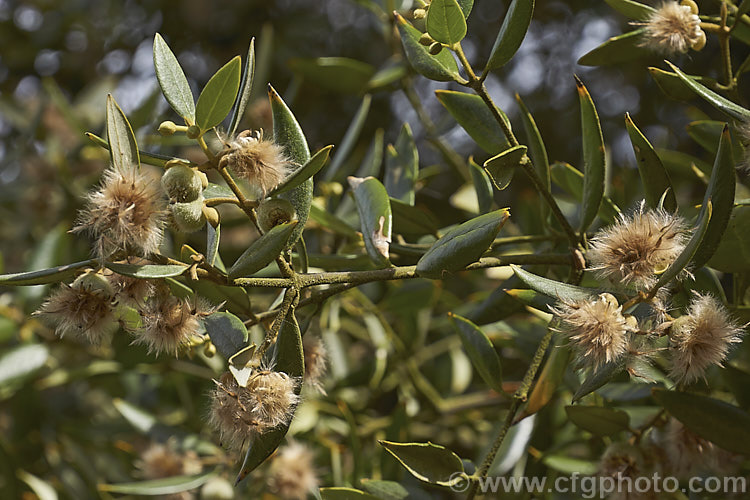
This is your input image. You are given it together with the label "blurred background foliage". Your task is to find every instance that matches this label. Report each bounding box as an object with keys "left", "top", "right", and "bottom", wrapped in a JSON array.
[{"left": 1, "top": 0, "right": 750, "bottom": 498}]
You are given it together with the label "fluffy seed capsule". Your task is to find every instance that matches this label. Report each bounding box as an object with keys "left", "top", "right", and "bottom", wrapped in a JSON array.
[
  {"left": 268, "top": 442, "right": 319, "bottom": 500},
  {"left": 637, "top": 1, "right": 706, "bottom": 55},
  {"left": 669, "top": 293, "right": 745, "bottom": 384},
  {"left": 209, "top": 370, "right": 300, "bottom": 450},
  {"left": 72, "top": 167, "right": 165, "bottom": 259},
  {"left": 303, "top": 336, "right": 328, "bottom": 394},
  {"left": 34, "top": 271, "right": 118, "bottom": 344},
  {"left": 218, "top": 130, "right": 291, "bottom": 198},
  {"left": 551, "top": 293, "right": 636, "bottom": 370},
  {"left": 161, "top": 165, "right": 203, "bottom": 203}
]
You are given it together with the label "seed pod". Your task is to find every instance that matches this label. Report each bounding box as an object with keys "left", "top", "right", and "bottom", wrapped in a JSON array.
[
  {"left": 171, "top": 197, "right": 206, "bottom": 232},
  {"left": 161, "top": 165, "right": 203, "bottom": 202},
  {"left": 72, "top": 270, "right": 114, "bottom": 296},
  {"left": 257, "top": 198, "right": 296, "bottom": 232}
]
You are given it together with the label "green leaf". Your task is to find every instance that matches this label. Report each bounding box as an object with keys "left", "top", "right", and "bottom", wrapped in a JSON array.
[
  {"left": 348, "top": 176, "right": 392, "bottom": 267},
  {"left": 625, "top": 113, "right": 676, "bottom": 212},
  {"left": 106, "top": 94, "right": 139, "bottom": 170},
  {"left": 417, "top": 209, "right": 510, "bottom": 279},
  {"left": 270, "top": 84, "right": 312, "bottom": 249},
  {"left": 206, "top": 223, "right": 220, "bottom": 267},
  {"left": 195, "top": 56, "right": 241, "bottom": 133},
  {"left": 153, "top": 33, "right": 195, "bottom": 122},
  {"left": 203, "top": 182, "right": 237, "bottom": 202},
  {"left": 0, "top": 260, "right": 95, "bottom": 286},
  {"left": 85, "top": 132, "right": 181, "bottom": 168},
  {"left": 483, "top": 145, "right": 527, "bottom": 191},
  {"left": 228, "top": 38, "right": 255, "bottom": 137},
  {"left": 384, "top": 123, "right": 418, "bottom": 205},
  {"left": 572, "top": 361, "right": 625, "bottom": 403},
  {"left": 320, "top": 488, "right": 380, "bottom": 500},
  {"left": 648, "top": 66, "right": 703, "bottom": 101},
  {"left": 565, "top": 406, "right": 630, "bottom": 436},
  {"left": 105, "top": 263, "right": 188, "bottom": 279},
  {"left": 510, "top": 265, "right": 601, "bottom": 302},
  {"left": 228, "top": 222, "right": 298, "bottom": 279},
  {"left": 664, "top": 61, "right": 750, "bottom": 121},
  {"left": 309, "top": 204, "right": 359, "bottom": 238},
  {"left": 457, "top": 0, "right": 474, "bottom": 18},
  {"left": 390, "top": 198, "right": 438, "bottom": 236},
  {"left": 324, "top": 95, "right": 371, "bottom": 181},
  {"left": 426, "top": 0, "right": 467, "bottom": 45},
  {"left": 0, "top": 344, "right": 49, "bottom": 386},
  {"left": 270, "top": 145, "right": 333, "bottom": 196},
  {"left": 708, "top": 205, "right": 750, "bottom": 272},
  {"left": 485, "top": 0, "right": 535, "bottom": 71},
  {"left": 518, "top": 342, "right": 570, "bottom": 419},
  {"left": 724, "top": 365, "right": 750, "bottom": 410},
  {"left": 577, "top": 29, "right": 650, "bottom": 66},
  {"left": 289, "top": 57, "right": 376, "bottom": 94},
  {"left": 515, "top": 94, "right": 550, "bottom": 192},
  {"left": 360, "top": 480, "right": 410, "bottom": 500},
  {"left": 367, "top": 60, "right": 408, "bottom": 91},
  {"left": 394, "top": 13, "right": 461, "bottom": 82},
  {"left": 449, "top": 313, "right": 503, "bottom": 392},
  {"left": 435, "top": 90, "right": 511, "bottom": 154},
  {"left": 99, "top": 471, "right": 216, "bottom": 495},
  {"left": 576, "top": 76, "right": 605, "bottom": 233},
  {"left": 604, "top": 0, "right": 655, "bottom": 19},
  {"left": 357, "top": 128, "right": 384, "bottom": 178},
  {"left": 235, "top": 309, "right": 303, "bottom": 483},
  {"left": 686, "top": 120, "right": 745, "bottom": 161},
  {"left": 203, "top": 312, "right": 249, "bottom": 360},
  {"left": 550, "top": 162, "right": 620, "bottom": 224},
  {"left": 469, "top": 158, "right": 494, "bottom": 213},
  {"left": 656, "top": 148, "right": 712, "bottom": 177},
  {"left": 692, "top": 125, "right": 736, "bottom": 268},
  {"left": 379, "top": 441, "right": 464, "bottom": 486},
  {"left": 652, "top": 389, "right": 750, "bottom": 454}
]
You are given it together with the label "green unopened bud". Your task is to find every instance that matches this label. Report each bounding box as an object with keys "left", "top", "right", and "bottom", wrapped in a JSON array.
[
  {"left": 186, "top": 125, "right": 201, "bottom": 139},
  {"left": 161, "top": 165, "right": 203, "bottom": 202},
  {"left": 171, "top": 197, "right": 206, "bottom": 233},
  {"left": 257, "top": 198, "right": 296, "bottom": 232},
  {"left": 202, "top": 205, "right": 220, "bottom": 228},
  {"left": 413, "top": 8, "right": 426, "bottom": 19},
  {"left": 429, "top": 42, "right": 443, "bottom": 55},
  {"left": 158, "top": 120, "right": 178, "bottom": 136},
  {"left": 419, "top": 33, "right": 435, "bottom": 46},
  {"left": 72, "top": 270, "right": 114, "bottom": 295}
]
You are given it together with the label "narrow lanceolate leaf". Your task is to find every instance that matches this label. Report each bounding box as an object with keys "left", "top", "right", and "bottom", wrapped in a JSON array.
[
  {"left": 195, "top": 56, "right": 241, "bottom": 133},
  {"left": 270, "top": 85, "right": 312, "bottom": 249},
  {"left": 435, "top": 90, "right": 511, "bottom": 154},
  {"left": 484, "top": 0, "right": 535, "bottom": 72},
  {"left": 483, "top": 145, "right": 527, "bottom": 191},
  {"left": 708, "top": 205, "right": 750, "bottom": 272},
  {"left": 0, "top": 260, "right": 95, "bottom": 286},
  {"left": 516, "top": 94, "right": 550, "bottom": 191},
  {"left": 228, "top": 38, "right": 256, "bottom": 137},
  {"left": 236, "top": 308, "right": 303, "bottom": 483},
  {"left": 576, "top": 76, "right": 605, "bottom": 233},
  {"left": 604, "top": 0, "right": 655, "bottom": 19},
  {"left": 565, "top": 406, "right": 630, "bottom": 437},
  {"left": 153, "top": 33, "right": 195, "bottom": 122},
  {"left": 203, "top": 312, "right": 249, "bottom": 360},
  {"left": 577, "top": 30, "right": 650, "bottom": 66},
  {"left": 510, "top": 265, "right": 601, "bottom": 302},
  {"left": 652, "top": 389, "right": 750, "bottom": 454},
  {"left": 469, "top": 158, "right": 494, "bottom": 213},
  {"left": 625, "top": 113, "right": 676, "bottom": 212},
  {"left": 324, "top": 94, "right": 371, "bottom": 181},
  {"left": 85, "top": 132, "right": 182, "bottom": 168},
  {"left": 384, "top": 123, "right": 418, "bottom": 205},
  {"left": 572, "top": 361, "right": 624, "bottom": 403},
  {"left": 105, "top": 263, "right": 188, "bottom": 279},
  {"left": 394, "top": 13, "right": 461, "bottom": 82},
  {"left": 426, "top": 0, "right": 467, "bottom": 45},
  {"left": 228, "top": 221, "right": 298, "bottom": 279},
  {"left": 348, "top": 176, "right": 392, "bottom": 267},
  {"left": 206, "top": 223, "right": 220, "bottom": 267},
  {"left": 417, "top": 209, "right": 510, "bottom": 279},
  {"left": 106, "top": 95, "right": 139, "bottom": 170},
  {"left": 648, "top": 67, "right": 705, "bottom": 101},
  {"left": 665, "top": 61, "right": 750, "bottom": 121},
  {"left": 99, "top": 472, "right": 216, "bottom": 495},
  {"left": 652, "top": 201, "right": 712, "bottom": 291},
  {"left": 449, "top": 313, "right": 503, "bottom": 392},
  {"left": 692, "top": 126, "right": 736, "bottom": 268},
  {"left": 379, "top": 441, "right": 465, "bottom": 486},
  {"left": 269, "top": 145, "right": 333, "bottom": 196}
]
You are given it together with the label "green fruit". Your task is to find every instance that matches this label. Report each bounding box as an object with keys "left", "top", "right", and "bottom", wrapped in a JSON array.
[
  {"left": 72, "top": 271, "right": 114, "bottom": 296},
  {"left": 257, "top": 198, "right": 296, "bottom": 232},
  {"left": 161, "top": 165, "right": 203, "bottom": 202},
  {"left": 171, "top": 197, "right": 206, "bottom": 232}
]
